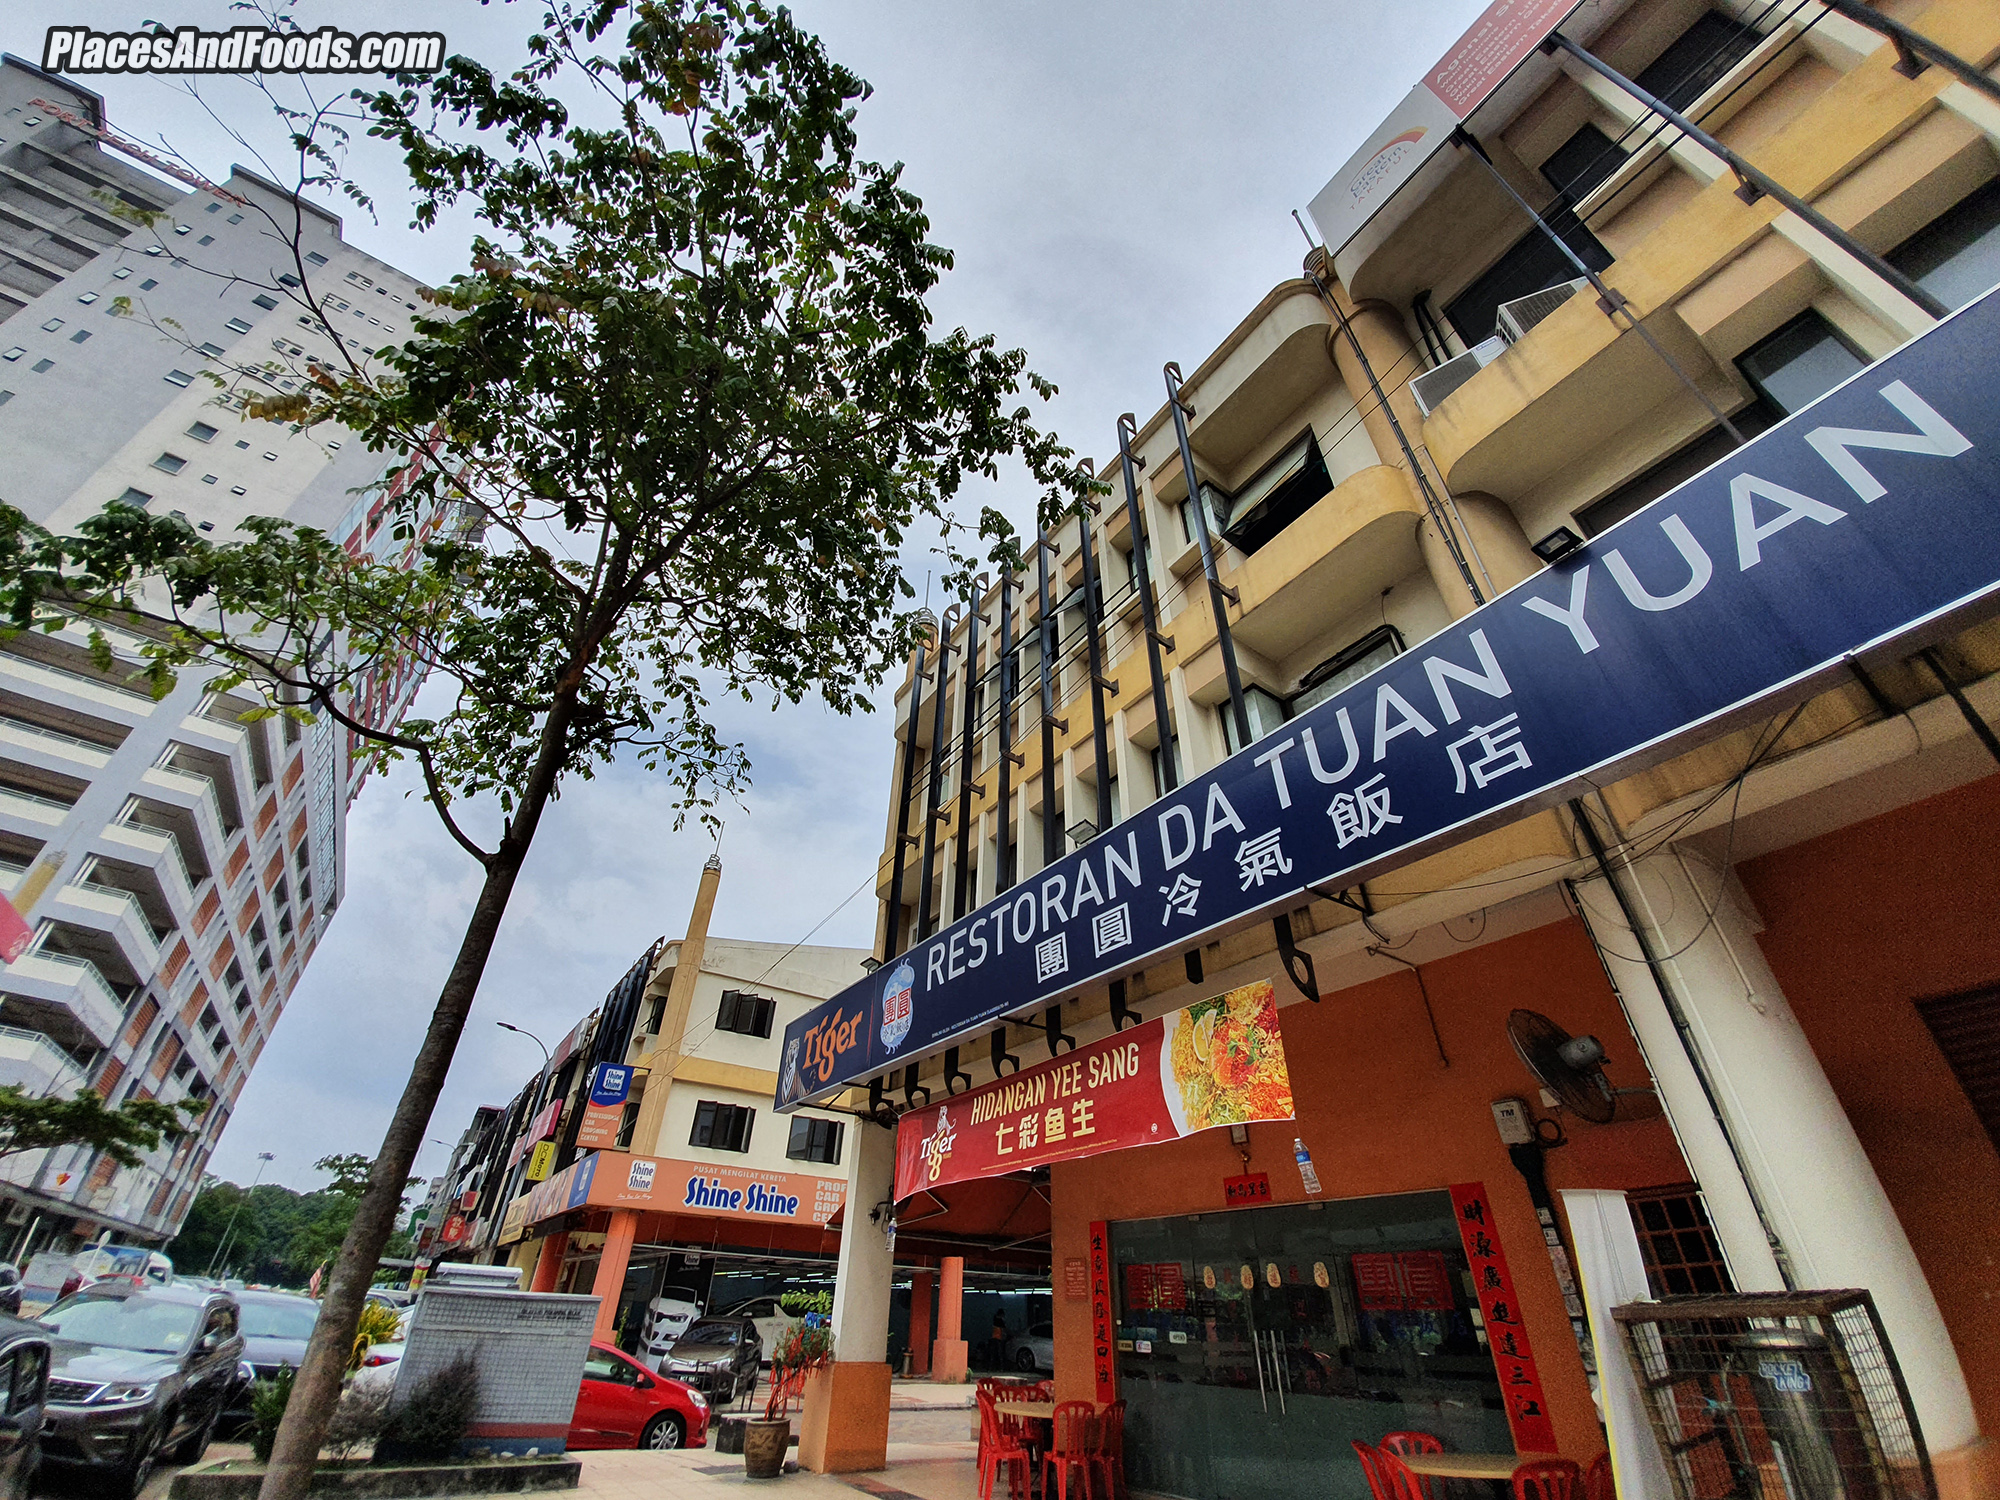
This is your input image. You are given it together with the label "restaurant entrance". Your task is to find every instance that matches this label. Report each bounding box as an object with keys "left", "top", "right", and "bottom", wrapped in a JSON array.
[{"left": 1109, "top": 1189, "right": 1511, "bottom": 1500}]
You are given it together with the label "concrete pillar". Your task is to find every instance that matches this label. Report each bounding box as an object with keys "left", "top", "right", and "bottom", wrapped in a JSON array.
[
  {"left": 630, "top": 855, "right": 723, "bottom": 1155},
  {"left": 799, "top": 1118, "right": 895, "bottom": 1472},
  {"left": 1419, "top": 491, "right": 1542, "bottom": 619},
  {"left": 1577, "top": 847, "right": 1979, "bottom": 1462},
  {"left": 909, "top": 1269, "right": 934, "bottom": 1376},
  {"left": 529, "top": 1231, "right": 567, "bottom": 1294},
  {"left": 933, "top": 1255, "right": 968, "bottom": 1383},
  {"left": 588, "top": 1210, "right": 638, "bottom": 1342}
]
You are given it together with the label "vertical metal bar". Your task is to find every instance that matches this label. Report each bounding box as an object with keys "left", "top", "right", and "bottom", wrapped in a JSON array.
[
  {"left": 916, "top": 603, "right": 961, "bottom": 942},
  {"left": 952, "top": 577, "right": 988, "bottom": 918},
  {"left": 996, "top": 570, "right": 1018, "bottom": 894},
  {"left": 1546, "top": 33, "right": 1946, "bottom": 319},
  {"left": 1118, "top": 413, "right": 1178, "bottom": 795},
  {"left": 1251, "top": 1318, "right": 1268, "bottom": 1412},
  {"left": 1035, "top": 533, "right": 1062, "bottom": 866},
  {"left": 1163, "top": 361, "right": 1252, "bottom": 747},
  {"left": 1451, "top": 128, "right": 1746, "bottom": 446},
  {"left": 885, "top": 633, "right": 928, "bottom": 958},
  {"left": 1076, "top": 475, "right": 1115, "bottom": 833}
]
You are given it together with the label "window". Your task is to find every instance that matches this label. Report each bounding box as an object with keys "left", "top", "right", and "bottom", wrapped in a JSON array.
[
  {"left": 41, "top": 319, "right": 62, "bottom": 333},
  {"left": 113, "top": 268, "right": 132, "bottom": 280},
  {"left": 787, "top": 1115, "right": 843, "bottom": 1164},
  {"left": 1915, "top": 985, "right": 2000, "bottom": 1154},
  {"left": 228, "top": 213, "right": 243, "bottom": 225},
  {"left": 583, "top": 1349, "right": 640, "bottom": 1386},
  {"left": 173, "top": 225, "right": 191, "bottom": 237},
  {"left": 327, "top": 440, "right": 342, "bottom": 450},
  {"left": 235, "top": 440, "right": 250, "bottom": 449},
  {"left": 69, "top": 330, "right": 90, "bottom": 344},
  {"left": 77, "top": 292, "right": 98, "bottom": 305},
  {"left": 615, "top": 1100, "right": 639, "bottom": 1149},
  {"left": 690, "top": 1100, "right": 754, "bottom": 1153},
  {"left": 230, "top": 486, "right": 245, "bottom": 497},
  {"left": 152, "top": 453, "right": 188, "bottom": 475},
  {"left": 715, "top": 990, "right": 776, "bottom": 1039},
  {"left": 0, "top": 349, "right": 20, "bottom": 362},
  {"left": 251, "top": 294, "right": 278, "bottom": 310},
  {"left": 1578, "top": 404, "right": 1779, "bottom": 537},
  {"left": 197, "top": 235, "right": 213, "bottom": 247},
  {"left": 1889, "top": 178, "right": 2000, "bottom": 314},
  {"left": 164, "top": 369, "right": 193, "bottom": 387},
  {"left": 139, "top": 279, "right": 158, "bottom": 291},
  {"left": 1445, "top": 208, "right": 1612, "bottom": 345},
  {"left": 30, "top": 360, "right": 52, "bottom": 374},
  {"left": 278, "top": 274, "right": 300, "bottom": 287},
  {"left": 262, "top": 451, "right": 278, "bottom": 462},
  {"left": 1220, "top": 687, "right": 1289, "bottom": 755},
  {"left": 1635, "top": 10, "right": 1760, "bottom": 112},
  {"left": 224, "top": 317, "right": 252, "bottom": 334},
  {"left": 112, "top": 488, "right": 152, "bottom": 509},
  {"left": 197, "top": 342, "right": 225, "bottom": 358},
  {"left": 199, "top": 520, "right": 217, "bottom": 531},
  {"left": 1736, "top": 310, "right": 1866, "bottom": 416},
  {"left": 305, "top": 251, "right": 329, "bottom": 267},
  {"left": 1290, "top": 626, "right": 1403, "bottom": 717},
  {"left": 201, "top": 474, "right": 218, "bottom": 486},
  {"left": 1627, "top": 1185, "right": 1734, "bottom": 1297},
  {"left": 186, "top": 421, "right": 218, "bottom": 443},
  {"left": 1205, "top": 429, "right": 1334, "bottom": 556},
  {"left": 0, "top": 392, "right": 11, "bottom": 407},
  {"left": 205, "top": 203, "right": 221, "bottom": 215}
]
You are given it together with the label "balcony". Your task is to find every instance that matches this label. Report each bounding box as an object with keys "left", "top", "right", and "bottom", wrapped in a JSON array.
[
  {"left": 0, "top": 947, "right": 125, "bottom": 1049},
  {"left": 98, "top": 820, "right": 197, "bottom": 912},
  {"left": 51, "top": 879, "right": 163, "bottom": 976},
  {"left": 0, "top": 1023, "right": 89, "bottom": 1097},
  {"left": 0, "top": 785, "right": 72, "bottom": 831},
  {"left": 0, "top": 714, "right": 113, "bottom": 773},
  {"left": 0, "top": 649, "right": 158, "bottom": 721}
]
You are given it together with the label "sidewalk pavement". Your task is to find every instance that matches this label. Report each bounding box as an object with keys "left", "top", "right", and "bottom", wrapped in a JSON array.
[{"left": 571, "top": 1437, "right": 983, "bottom": 1500}]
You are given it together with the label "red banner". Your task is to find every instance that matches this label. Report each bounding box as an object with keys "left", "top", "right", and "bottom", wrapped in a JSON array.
[
  {"left": 894, "top": 981, "right": 1293, "bottom": 1200},
  {"left": 1451, "top": 1182, "right": 1559, "bottom": 1454},
  {"left": 1088, "top": 1220, "right": 1115, "bottom": 1405}
]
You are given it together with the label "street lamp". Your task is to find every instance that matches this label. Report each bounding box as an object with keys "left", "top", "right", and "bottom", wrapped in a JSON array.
[
  {"left": 207, "top": 1151, "right": 274, "bottom": 1277},
  {"left": 495, "top": 1021, "right": 549, "bottom": 1069}
]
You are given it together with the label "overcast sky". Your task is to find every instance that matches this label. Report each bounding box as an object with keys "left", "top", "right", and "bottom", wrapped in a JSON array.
[{"left": 4, "top": 0, "right": 1490, "bottom": 1196}]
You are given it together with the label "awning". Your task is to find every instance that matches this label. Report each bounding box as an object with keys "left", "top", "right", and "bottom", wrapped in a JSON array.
[{"left": 524, "top": 1150, "right": 846, "bottom": 1232}]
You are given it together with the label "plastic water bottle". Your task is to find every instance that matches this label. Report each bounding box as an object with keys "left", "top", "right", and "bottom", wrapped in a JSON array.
[{"left": 1294, "top": 1138, "right": 1322, "bottom": 1196}]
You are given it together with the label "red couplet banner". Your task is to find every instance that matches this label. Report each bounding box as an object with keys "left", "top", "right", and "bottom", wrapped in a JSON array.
[
  {"left": 1450, "top": 1182, "right": 1560, "bottom": 1454},
  {"left": 894, "top": 980, "right": 1294, "bottom": 1201}
]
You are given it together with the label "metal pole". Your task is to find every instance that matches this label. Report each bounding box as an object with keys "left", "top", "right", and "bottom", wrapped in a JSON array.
[
  {"left": 951, "top": 580, "right": 987, "bottom": 918},
  {"left": 1547, "top": 32, "right": 1946, "bottom": 319},
  {"left": 996, "top": 571, "right": 1018, "bottom": 894},
  {"left": 1118, "top": 413, "right": 1178, "bottom": 794},
  {"left": 1815, "top": 0, "right": 2000, "bottom": 105},
  {"left": 1075, "top": 466, "right": 1115, "bottom": 834},
  {"left": 207, "top": 1150, "right": 273, "bottom": 1277},
  {"left": 1451, "top": 128, "right": 1747, "bottom": 446},
  {"left": 916, "top": 603, "right": 961, "bottom": 942},
  {"left": 884, "top": 630, "right": 928, "bottom": 957},
  {"left": 1034, "top": 532, "right": 1063, "bottom": 866},
  {"left": 1162, "top": 362, "right": 1252, "bottom": 747}
]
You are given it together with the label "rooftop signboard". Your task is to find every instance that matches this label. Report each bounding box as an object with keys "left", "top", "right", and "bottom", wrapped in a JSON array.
[
  {"left": 777, "top": 287, "right": 2000, "bottom": 1112},
  {"left": 1307, "top": 0, "right": 1579, "bottom": 257}
]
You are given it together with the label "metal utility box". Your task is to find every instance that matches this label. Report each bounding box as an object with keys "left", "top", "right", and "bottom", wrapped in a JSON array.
[{"left": 393, "top": 1288, "right": 600, "bottom": 1456}]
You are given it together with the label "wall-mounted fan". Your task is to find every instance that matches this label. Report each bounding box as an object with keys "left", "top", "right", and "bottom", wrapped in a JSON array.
[{"left": 1507, "top": 1009, "right": 1618, "bottom": 1124}]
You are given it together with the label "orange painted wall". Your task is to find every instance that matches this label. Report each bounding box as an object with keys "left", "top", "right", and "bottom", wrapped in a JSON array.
[
  {"left": 1049, "top": 914, "right": 1690, "bottom": 1458},
  {"left": 1738, "top": 770, "right": 2000, "bottom": 1439}
]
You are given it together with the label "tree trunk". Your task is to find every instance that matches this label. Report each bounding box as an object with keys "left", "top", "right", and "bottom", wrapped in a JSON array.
[{"left": 255, "top": 837, "right": 527, "bottom": 1500}]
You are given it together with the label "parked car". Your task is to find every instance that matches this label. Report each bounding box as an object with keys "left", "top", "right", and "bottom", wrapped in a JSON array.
[
  {"left": 713, "top": 1297, "right": 790, "bottom": 1364},
  {"left": 349, "top": 1339, "right": 404, "bottom": 1393},
  {"left": 659, "top": 1317, "right": 760, "bottom": 1401},
  {"left": 639, "top": 1287, "right": 703, "bottom": 1370},
  {"left": 0, "top": 1266, "right": 20, "bottom": 1318},
  {"left": 39, "top": 1282, "right": 243, "bottom": 1499},
  {"left": 222, "top": 1291, "right": 319, "bottom": 1430},
  {"left": 568, "top": 1341, "right": 707, "bottom": 1451},
  {"left": 1004, "top": 1322, "right": 1054, "bottom": 1373},
  {"left": 0, "top": 1316, "right": 50, "bottom": 1500}
]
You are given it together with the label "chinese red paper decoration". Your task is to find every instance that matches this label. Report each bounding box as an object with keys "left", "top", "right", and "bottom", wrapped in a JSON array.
[{"left": 1450, "top": 1182, "right": 1559, "bottom": 1453}]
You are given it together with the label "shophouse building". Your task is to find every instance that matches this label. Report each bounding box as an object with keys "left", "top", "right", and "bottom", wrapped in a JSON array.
[
  {"left": 774, "top": 2, "right": 2000, "bottom": 1496},
  {"left": 0, "top": 55, "right": 446, "bottom": 1254}
]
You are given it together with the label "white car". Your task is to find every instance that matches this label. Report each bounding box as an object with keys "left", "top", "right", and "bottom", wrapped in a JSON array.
[
  {"left": 641, "top": 1288, "right": 704, "bottom": 1371},
  {"left": 1004, "top": 1322, "right": 1055, "bottom": 1373},
  {"left": 714, "top": 1297, "right": 791, "bottom": 1364},
  {"left": 351, "top": 1339, "right": 405, "bottom": 1392}
]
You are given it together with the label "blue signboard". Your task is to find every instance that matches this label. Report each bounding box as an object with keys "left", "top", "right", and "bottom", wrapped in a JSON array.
[
  {"left": 587, "top": 1063, "right": 633, "bottom": 1109},
  {"left": 777, "top": 286, "right": 2000, "bottom": 1110}
]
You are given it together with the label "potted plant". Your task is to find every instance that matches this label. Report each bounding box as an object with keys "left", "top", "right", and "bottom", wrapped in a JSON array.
[{"left": 745, "top": 1309, "right": 833, "bottom": 1478}]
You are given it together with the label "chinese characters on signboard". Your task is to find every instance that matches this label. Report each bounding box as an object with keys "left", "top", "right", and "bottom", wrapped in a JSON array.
[
  {"left": 1450, "top": 1183, "right": 1558, "bottom": 1453},
  {"left": 1089, "top": 1219, "right": 1116, "bottom": 1405}
]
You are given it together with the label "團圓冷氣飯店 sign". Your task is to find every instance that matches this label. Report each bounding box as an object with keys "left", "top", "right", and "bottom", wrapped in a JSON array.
[
  {"left": 893, "top": 981, "right": 1293, "bottom": 1200},
  {"left": 777, "top": 288, "right": 2000, "bottom": 1113}
]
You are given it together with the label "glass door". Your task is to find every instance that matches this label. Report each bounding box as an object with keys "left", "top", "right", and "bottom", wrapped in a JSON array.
[{"left": 1112, "top": 1190, "right": 1515, "bottom": 1500}]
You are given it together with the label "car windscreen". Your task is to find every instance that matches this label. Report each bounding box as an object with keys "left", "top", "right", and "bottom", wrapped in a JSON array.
[
  {"left": 240, "top": 1301, "right": 317, "bottom": 1340},
  {"left": 680, "top": 1321, "right": 740, "bottom": 1345},
  {"left": 41, "top": 1296, "right": 201, "bottom": 1354}
]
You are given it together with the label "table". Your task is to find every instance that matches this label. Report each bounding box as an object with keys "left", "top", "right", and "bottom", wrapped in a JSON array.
[
  {"left": 995, "top": 1401, "right": 1058, "bottom": 1421},
  {"left": 1399, "top": 1452, "right": 1564, "bottom": 1480}
]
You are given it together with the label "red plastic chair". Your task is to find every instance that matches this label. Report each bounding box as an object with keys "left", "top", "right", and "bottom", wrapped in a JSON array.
[
  {"left": 1513, "top": 1458, "right": 1585, "bottom": 1500},
  {"left": 976, "top": 1392, "right": 1031, "bottom": 1500},
  {"left": 1583, "top": 1452, "right": 1614, "bottom": 1500},
  {"left": 1384, "top": 1440, "right": 1448, "bottom": 1496},
  {"left": 1378, "top": 1450, "right": 1432, "bottom": 1500},
  {"left": 1089, "top": 1400, "right": 1126, "bottom": 1500},
  {"left": 1351, "top": 1440, "right": 1394, "bottom": 1500},
  {"left": 1041, "top": 1400, "right": 1097, "bottom": 1500}
]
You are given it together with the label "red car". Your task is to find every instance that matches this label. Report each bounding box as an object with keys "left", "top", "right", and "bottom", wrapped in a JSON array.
[{"left": 568, "top": 1342, "right": 709, "bottom": 1450}]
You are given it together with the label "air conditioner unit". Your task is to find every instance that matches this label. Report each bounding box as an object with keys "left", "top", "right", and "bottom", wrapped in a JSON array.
[
  {"left": 1497, "top": 277, "right": 1590, "bottom": 342},
  {"left": 1410, "top": 336, "right": 1508, "bottom": 418}
]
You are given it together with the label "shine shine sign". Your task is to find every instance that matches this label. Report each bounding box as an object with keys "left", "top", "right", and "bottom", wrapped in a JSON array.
[{"left": 777, "top": 288, "right": 2000, "bottom": 1111}]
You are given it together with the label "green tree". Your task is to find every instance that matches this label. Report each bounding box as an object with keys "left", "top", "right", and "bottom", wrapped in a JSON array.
[
  {"left": 2, "top": 2, "right": 1086, "bottom": 1492},
  {"left": 0, "top": 1085, "right": 203, "bottom": 1167}
]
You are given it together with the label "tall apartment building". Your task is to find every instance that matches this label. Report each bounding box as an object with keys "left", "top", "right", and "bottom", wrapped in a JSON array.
[
  {"left": 778, "top": 1, "right": 2000, "bottom": 1491},
  {"left": 0, "top": 55, "right": 440, "bottom": 1255}
]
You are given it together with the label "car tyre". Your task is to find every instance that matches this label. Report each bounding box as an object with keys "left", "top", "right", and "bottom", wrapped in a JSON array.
[
  {"left": 1015, "top": 1348, "right": 1037, "bottom": 1371},
  {"left": 170, "top": 1402, "right": 219, "bottom": 1465},
  {"left": 641, "top": 1414, "right": 686, "bottom": 1451},
  {"left": 116, "top": 1419, "right": 164, "bottom": 1500}
]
